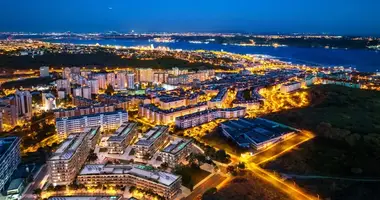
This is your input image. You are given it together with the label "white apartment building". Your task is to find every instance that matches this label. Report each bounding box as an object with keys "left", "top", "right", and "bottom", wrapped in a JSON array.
[
  {"left": 107, "top": 122, "right": 138, "bottom": 154},
  {"left": 159, "top": 97, "right": 187, "bottom": 110},
  {"left": 126, "top": 72, "right": 135, "bottom": 89},
  {"left": 134, "top": 126, "right": 169, "bottom": 158},
  {"left": 93, "top": 74, "right": 107, "bottom": 89},
  {"left": 55, "top": 111, "right": 128, "bottom": 137},
  {"left": 116, "top": 71, "right": 126, "bottom": 90},
  {"left": 56, "top": 79, "right": 71, "bottom": 94},
  {"left": 42, "top": 92, "right": 56, "bottom": 111},
  {"left": 40, "top": 66, "right": 49, "bottom": 77},
  {"left": 47, "top": 127, "right": 101, "bottom": 186},
  {"left": 77, "top": 164, "right": 181, "bottom": 199},
  {"left": 139, "top": 102, "right": 208, "bottom": 125},
  {"left": 82, "top": 86, "right": 91, "bottom": 99},
  {"left": 159, "top": 137, "right": 192, "bottom": 167},
  {"left": 175, "top": 107, "right": 246, "bottom": 129},
  {"left": 88, "top": 79, "right": 99, "bottom": 94},
  {"left": 106, "top": 72, "right": 116, "bottom": 88},
  {"left": 136, "top": 68, "right": 154, "bottom": 82},
  {"left": 280, "top": 81, "right": 301, "bottom": 93},
  {"left": 15, "top": 90, "right": 32, "bottom": 119}
]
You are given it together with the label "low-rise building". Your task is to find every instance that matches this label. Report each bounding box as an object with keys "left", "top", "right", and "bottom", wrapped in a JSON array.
[
  {"left": 77, "top": 164, "right": 181, "bottom": 199},
  {"left": 47, "top": 127, "right": 100, "bottom": 186},
  {"left": 139, "top": 102, "right": 208, "bottom": 125},
  {"left": 107, "top": 122, "right": 138, "bottom": 154},
  {"left": 56, "top": 111, "right": 128, "bottom": 137},
  {"left": 221, "top": 118, "right": 296, "bottom": 150},
  {"left": 42, "top": 92, "right": 56, "bottom": 111},
  {"left": 0, "top": 137, "right": 21, "bottom": 191},
  {"left": 134, "top": 126, "right": 169, "bottom": 158},
  {"left": 208, "top": 88, "right": 228, "bottom": 108},
  {"left": 175, "top": 107, "right": 246, "bottom": 129},
  {"left": 159, "top": 138, "right": 192, "bottom": 167},
  {"left": 159, "top": 97, "right": 187, "bottom": 110},
  {"left": 280, "top": 81, "right": 301, "bottom": 93},
  {"left": 53, "top": 104, "right": 115, "bottom": 118}
]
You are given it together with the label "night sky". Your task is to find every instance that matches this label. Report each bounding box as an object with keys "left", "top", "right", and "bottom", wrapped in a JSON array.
[{"left": 1, "top": 0, "right": 379, "bottom": 35}]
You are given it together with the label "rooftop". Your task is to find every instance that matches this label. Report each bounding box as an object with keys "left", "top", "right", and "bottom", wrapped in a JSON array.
[
  {"left": 135, "top": 126, "right": 168, "bottom": 147},
  {"left": 79, "top": 164, "right": 180, "bottom": 187},
  {"left": 49, "top": 134, "right": 86, "bottom": 161},
  {"left": 221, "top": 118, "right": 296, "bottom": 145},
  {"left": 0, "top": 137, "right": 20, "bottom": 160},
  {"left": 162, "top": 138, "right": 192, "bottom": 155},
  {"left": 107, "top": 122, "right": 137, "bottom": 142},
  {"left": 56, "top": 110, "right": 127, "bottom": 121}
]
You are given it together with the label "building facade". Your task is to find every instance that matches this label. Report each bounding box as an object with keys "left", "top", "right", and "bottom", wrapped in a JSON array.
[
  {"left": 134, "top": 126, "right": 169, "bottom": 158},
  {"left": 0, "top": 137, "right": 21, "bottom": 191},
  {"left": 47, "top": 127, "right": 100, "bottom": 186},
  {"left": 77, "top": 164, "right": 181, "bottom": 199},
  {"left": 55, "top": 111, "right": 128, "bottom": 137},
  {"left": 159, "top": 138, "right": 192, "bottom": 167},
  {"left": 107, "top": 122, "right": 138, "bottom": 154}
]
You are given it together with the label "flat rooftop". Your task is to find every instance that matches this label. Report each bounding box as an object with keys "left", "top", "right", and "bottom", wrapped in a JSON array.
[
  {"left": 0, "top": 137, "right": 20, "bottom": 160},
  {"left": 56, "top": 110, "right": 127, "bottom": 121},
  {"left": 49, "top": 134, "right": 86, "bottom": 161},
  {"left": 222, "top": 118, "right": 296, "bottom": 145},
  {"left": 162, "top": 138, "right": 191, "bottom": 155},
  {"left": 79, "top": 164, "right": 180, "bottom": 187},
  {"left": 48, "top": 196, "right": 121, "bottom": 200},
  {"left": 107, "top": 122, "right": 137, "bottom": 142},
  {"left": 135, "top": 126, "right": 168, "bottom": 147}
]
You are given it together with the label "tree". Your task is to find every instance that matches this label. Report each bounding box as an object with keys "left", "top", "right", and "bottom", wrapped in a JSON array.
[
  {"left": 105, "top": 84, "right": 115, "bottom": 95},
  {"left": 226, "top": 165, "right": 236, "bottom": 174},
  {"left": 237, "top": 162, "right": 246, "bottom": 170},
  {"left": 160, "top": 162, "right": 169, "bottom": 170},
  {"left": 33, "top": 188, "right": 42, "bottom": 197},
  {"left": 88, "top": 152, "right": 98, "bottom": 162},
  {"left": 202, "top": 187, "right": 217, "bottom": 200}
]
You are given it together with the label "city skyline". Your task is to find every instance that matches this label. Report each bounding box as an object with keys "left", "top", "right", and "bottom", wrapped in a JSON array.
[{"left": 0, "top": 0, "right": 379, "bottom": 36}]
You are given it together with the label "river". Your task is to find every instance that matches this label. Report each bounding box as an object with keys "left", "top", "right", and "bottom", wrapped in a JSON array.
[{"left": 43, "top": 38, "right": 380, "bottom": 72}]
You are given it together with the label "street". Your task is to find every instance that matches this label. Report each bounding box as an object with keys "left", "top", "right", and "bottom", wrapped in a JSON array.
[
  {"left": 183, "top": 173, "right": 226, "bottom": 200},
  {"left": 22, "top": 165, "right": 48, "bottom": 200}
]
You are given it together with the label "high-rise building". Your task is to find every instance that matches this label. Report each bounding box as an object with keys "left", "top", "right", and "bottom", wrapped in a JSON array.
[
  {"left": 55, "top": 111, "right": 128, "bottom": 137},
  {"left": 62, "top": 67, "right": 71, "bottom": 80},
  {"left": 0, "top": 103, "right": 18, "bottom": 129},
  {"left": 42, "top": 93, "right": 56, "bottom": 111},
  {"left": 82, "top": 86, "right": 91, "bottom": 99},
  {"left": 93, "top": 74, "right": 106, "bottom": 89},
  {"left": 0, "top": 137, "right": 21, "bottom": 191},
  {"left": 116, "top": 71, "right": 126, "bottom": 90},
  {"left": 136, "top": 68, "right": 154, "bottom": 82},
  {"left": 72, "top": 87, "right": 82, "bottom": 98},
  {"left": 71, "top": 67, "right": 81, "bottom": 75},
  {"left": 56, "top": 79, "right": 71, "bottom": 94},
  {"left": 39, "top": 66, "right": 50, "bottom": 77},
  {"left": 154, "top": 72, "right": 169, "bottom": 84},
  {"left": 57, "top": 90, "right": 66, "bottom": 100},
  {"left": 15, "top": 90, "right": 32, "bottom": 119},
  {"left": 88, "top": 79, "right": 99, "bottom": 94},
  {"left": 47, "top": 127, "right": 100, "bottom": 186},
  {"left": 106, "top": 72, "right": 116, "bottom": 88},
  {"left": 126, "top": 72, "right": 135, "bottom": 89}
]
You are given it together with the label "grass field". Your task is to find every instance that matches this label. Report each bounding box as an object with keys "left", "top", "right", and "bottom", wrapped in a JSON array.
[
  {"left": 203, "top": 173, "right": 291, "bottom": 200},
  {"left": 260, "top": 85, "right": 380, "bottom": 199},
  {"left": 175, "top": 165, "right": 210, "bottom": 189}
]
